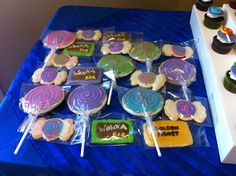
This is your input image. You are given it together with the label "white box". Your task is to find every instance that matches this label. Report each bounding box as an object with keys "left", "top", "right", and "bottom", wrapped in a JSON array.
[{"left": 190, "top": 5, "right": 236, "bottom": 164}]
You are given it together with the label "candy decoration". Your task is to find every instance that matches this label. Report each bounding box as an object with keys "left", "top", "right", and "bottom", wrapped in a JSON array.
[
  {"left": 221, "top": 27, "right": 234, "bottom": 35},
  {"left": 43, "top": 30, "right": 76, "bottom": 49},
  {"left": 22, "top": 85, "right": 64, "bottom": 114},
  {"left": 41, "top": 68, "right": 58, "bottom": 83},
  {"left": 176, "top": 100, "right": 196, "bottom": 117},
  {"left": 209, "top": 6, "right": 223, "bottom": 15},
  {"left": 67, "top": 85, "right": 107, "bottom": 115},
  {"left": 122, "top": 87, "right": 164, "bottom": 116},
  {"left": 159, "top": 58, "right": 196, "bottom": 85},
  {"left": 42, "top": 118, "right": 63, "bottom": 141}
]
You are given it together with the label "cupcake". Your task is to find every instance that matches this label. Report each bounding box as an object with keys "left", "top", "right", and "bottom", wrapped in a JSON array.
[
  {"left": 212, "top": 26, "right": 236, "bottom": 54},
  {"left": 230, "top": 0, "right": 236, "bottom": 10},
  {"left": 223, "top": 62, "right": 236, "bottom": 93},
  {"left": 196, "top": 0, "right": 213, "bottom": 12},
  {"left": 204, "top": 6, "right": 225, "bottom": 29}
]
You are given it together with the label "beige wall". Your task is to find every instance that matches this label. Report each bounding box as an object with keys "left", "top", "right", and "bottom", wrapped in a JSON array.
[{"left": 0, "top": 0, "right": 228, "bottom": 94}]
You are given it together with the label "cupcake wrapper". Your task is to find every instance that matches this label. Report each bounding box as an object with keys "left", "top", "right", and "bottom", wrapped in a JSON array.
[
  {"left": 203, "top": 14, "right": 224, "bottom": 29},
  {"left": 211, "top": 36, "right": 234, "bottom": 54},
  {"left": 223, "top": 70, "right": 236, "bottom": 93},
  {"left": 196, "top": 1, "right": 213, "bottom": 12}
]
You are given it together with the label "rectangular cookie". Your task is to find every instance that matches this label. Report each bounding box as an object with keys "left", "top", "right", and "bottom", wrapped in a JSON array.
[
  {"left": 91, "top": 119, "right": 134, "bottom": 144},
  {"left": 143, "top": 120, "right": 193, "bottom": 147},
  {"left": 63, "top": 41, "right": 95, "bottom": 56}
]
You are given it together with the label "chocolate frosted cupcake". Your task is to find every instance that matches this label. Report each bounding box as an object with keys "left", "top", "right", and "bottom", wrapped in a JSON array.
[
  {"left": 204, "top": 6, "right": 224, "bottom": 29},
  {"left": 224, "top": 62, "right": 236, "bottom": 93},
  {"left": 230, "top": 0, "right": 236, "bottom": 10},
  {"left": 196, "top": 0, "right": 213, "bottom": 12},
  {"left": 212, "top": 26, "right": 236, "bottom": 54}
]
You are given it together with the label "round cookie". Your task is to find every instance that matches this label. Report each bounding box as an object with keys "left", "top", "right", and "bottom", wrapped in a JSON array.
[
  {"left": 76, "top": 30, "right": 102, "bottom": 41},
  {"left": 67, "top": 85, "right": 107, "bottom": 115},
  {"left": 43, "top": 30, "right": 76, "bottom": 49},
  {"left": 32, "top": 67, "right": 68, "bottom": 85},
  {"left": 22, "top": 85, "right": 65, "bottom": 115},
  {"left": 130, "top": 70, "right": 166, "bottom": 90},
  {"left": 129, "top": 42, "right": 161, "bottom": 62},
  {"left": 158, "top": 58, "right": 196, "bottom": 85},
  {"left": 122, "top": 87, "right": 164, "bottom": 116},
  {"left": 101, "top": 41, "right": 132, "bottom": 55},
  {"left": 98, "top": 55, "right": 135, "bottom": 78}
]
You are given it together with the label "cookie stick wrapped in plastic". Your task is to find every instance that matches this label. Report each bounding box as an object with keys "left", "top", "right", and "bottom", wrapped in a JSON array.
[
  {"left": 14, "top": 85, "right": 65, "bottom": 154},
  {"left": 121, "top": 87, "right": 164, "bottom": 157},
  {"left": 43, "top": 30, "right": 76, "bottom": 67},
  {"left": 104, "top": 70, "right": 116, "bottom": 105},
  {"left": 67, "top": 85, "right": 107, "bottom": 157}
]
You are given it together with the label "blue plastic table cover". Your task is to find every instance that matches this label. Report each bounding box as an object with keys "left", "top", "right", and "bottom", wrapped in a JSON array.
[{"left": 1, "top": 5, "right": 236, "bottom": 176}]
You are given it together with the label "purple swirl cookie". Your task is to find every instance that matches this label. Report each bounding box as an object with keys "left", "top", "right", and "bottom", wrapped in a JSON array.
[
  {"left": 41, "top": 68, "right": 58, "bottom": 83},
  {"left": 109, "top": 42, "right": 124, "bottom": 52},
  {"left": 67, "top": 85, "right": 107, "bottom": 115},
  {"left": 158, "top": 59, "right": 196, "bottom": 85},
  {"left": 42, "top": 118, "right": 64, "bottom": 141},
  {"left": 176, "top": 100, "right": 196, "bottom": 117},
  {"left": 82, "top": 30, "right": 96, "bottom": 40}
]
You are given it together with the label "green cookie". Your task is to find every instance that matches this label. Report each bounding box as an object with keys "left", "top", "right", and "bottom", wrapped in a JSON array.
[
  {"left": 91, "top": 119, "right": 134, "bottom": 144},
  {"left": 98, "top": 55, "right": 135, "bottom": 78},
  {"left": 129, "top": 42, "right": 161, "bottom": 62},
  {"left": 63, "top": 41, "right": 95, "bottom": 56}
]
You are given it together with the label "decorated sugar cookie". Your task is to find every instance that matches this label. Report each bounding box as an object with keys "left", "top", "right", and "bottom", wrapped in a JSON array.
[
  {"left": 143, "top": 120, "right": 193, "bottom": 147},
  {"left": 91, "top": 119, "right": 134, "bottom": 144},
  {"left": 76, "top": 29, "right": 102, "bottom": 41},
  {"left": 122, "top": 87, "right": 164, "bottom": 117},
  {"left": 130, "top": 70, "right": 166, "bottom": 91},
  {"left": 162, "top": 44, "right": 194, "bottom": 58},
  {"left": 22, "top": 85, "right": 65, "bottom": 115},
  {"left": 63, "top": 41, "right": 95, "bottom": 57},
  {"left": 104, "top": 32, "right": 130, "bottom": 42},
  {"left": 164, "top": 99, "right": 207, "bottom": 123},
  {"left": 67, "top": 85, "right": 107, "bottom": 115},
  {"left": 98, "top": 55, "right": 135, "bottom": 78},
  {"left": 31, "top": 118, "right": 74, "bottom": 141},
  {"left": 43, "top": 30, "right": 76, "bottom": 49},
  {"left": 101, "top": 41, "right": 132, "bottom": 55},
  {"left": 129, "top": 42, "right": 161, "bottom": 62},
  {"left": 44, "top": 53, "right": 78, "bottom": 69},
  {"left": 32, "top": 67, "right": 67, "bottom": 85},
  {"left": 67, "top": 66, "right": 103, "bottom": 85},
  {"left": 158, "top": 58, "right": 196, "bottom": 85}
]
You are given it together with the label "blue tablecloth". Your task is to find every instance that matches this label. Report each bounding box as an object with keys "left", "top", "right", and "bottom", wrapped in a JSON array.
[{"left": 1, "top": 5, "right": 236, "bottom": 176}]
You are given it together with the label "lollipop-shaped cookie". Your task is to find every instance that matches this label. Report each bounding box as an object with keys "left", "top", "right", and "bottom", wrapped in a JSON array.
[
  {"left": 158, "top": 58, "right": 196, "bottom": 85},
  {"left": 15, "top": 85, "right": 65, "bottom": 154},
  {"left": 122, "top": 87, "right": 164, "bottom": 156},
  {"left": 67, "top": 85, "right": 107, "bottom": 157},
  {"left": 43, "top": 30, "right": 76, "bottom": 67}
]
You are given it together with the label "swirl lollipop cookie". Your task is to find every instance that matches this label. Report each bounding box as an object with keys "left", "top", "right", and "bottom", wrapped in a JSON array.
[
  {"left": 76, "top": 29, "right": 102, "bottom": 41},
  {"left": 130, "top": 70, "right": 166, "bottom": 91},
  {"left": 15, "top": 85, "right": 65, "bottom": 154},
  {"left": 31, "top": 118, "right": 74, "bottom": 141},
  {"left": 158, "top": 58, "right": 196, "bottom": 85},
  {"left": 32, "top": 67, "right": 67, "bottom": 85}
]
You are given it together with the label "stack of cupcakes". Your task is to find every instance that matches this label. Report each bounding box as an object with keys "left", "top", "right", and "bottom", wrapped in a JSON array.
[
  {"left": 196, "top": 0, "right": 213, "bottom": 11},
  {"left": 203, "top": 6, "right": 225, "bottom": 29},
  {"left": 224, "top": 62, "right": 236, "bottom": 93},
  {"left": 211, "top": 26, "right": 236, "bottom": 54}
]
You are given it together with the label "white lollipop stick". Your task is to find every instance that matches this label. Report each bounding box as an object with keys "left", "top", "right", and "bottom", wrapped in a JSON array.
[
  {"left": 80, "top": 120, "right": 87, "bottom": 157},
  {"left": 104, "top": 70, "right": 116, "bottom": 106},
  {"left": 14, "top": 116, "right": 36, "bottom": 155},
  {"left": 145, "top": 116, "right": 162, "bottom": 157},
  {"left": 146, "top": 59, "right": 153, "bottom": 72},
  {"left": 181, "top": 81, "right": 189, "bottom": 101},
  {"left": 107, "top": 80, "right": 115, "bottom": 105}
]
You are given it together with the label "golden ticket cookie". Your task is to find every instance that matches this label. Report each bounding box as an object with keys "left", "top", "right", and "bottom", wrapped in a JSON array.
[
  {"left": 143, "top": 120, "right": 193, "bottom": 147},
  {"left": 31, "top": 118, "right": 74, "bottom": 142},
  {"left": 32, "top": 67, "right": 68, "bottom": 85},
  {"left": 130, "top": 70, "right": 166, "bottom": 91}
]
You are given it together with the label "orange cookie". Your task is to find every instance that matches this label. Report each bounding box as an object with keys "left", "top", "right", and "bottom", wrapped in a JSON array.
[{"left": 143, "top": 120, "right": 193, "bottom": 147}]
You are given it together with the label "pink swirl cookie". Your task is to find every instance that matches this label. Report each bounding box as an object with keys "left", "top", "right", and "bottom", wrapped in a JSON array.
[
  {"left": 22, "top": 85, "right": 65, "bottom": 115},
  {"left": 43, "top": 30, "right": 76, "bottom": 49}
]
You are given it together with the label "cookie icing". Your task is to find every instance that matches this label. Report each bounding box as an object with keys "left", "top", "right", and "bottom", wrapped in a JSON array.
[
  {"left": 43, "top": 30, "right": 76, "bottom": 49},
  {"left": 42, "top": 118, "right": 64, "bottom": 140},
  {"left": 176, "top": 100, "right": 196, "bottom": 117},
  {"left": 104, "top": 32, "right": 130, "bottom": 42},
  {"left": 138, "top": 72, "right": 156, "bottom": 84},
  {"left": 159, "top": 59, "right": 196, "bottom": 85},
  {"left": 207, "top": 6, "right": 224, "bottom": 18},
  {"left": 217, "top": 27, "right": 236, "bottom": 44},
  {"left": 22, "top": 85, "right": 64, "bottom": 114},
  {"left": 82, "top": 30, "right": 96, "bottom": 39},
  {"left": 41, "top": 68, "right": 57, "bottom": 82},
  {"left": 108, "top": 42, "right": 124, "bottom": 52},
  {"left": 63, "top": 41, "right": 95, "bottom": 56},
  {"left": 54, "top": 54, "right": 70, "bottom": 65},
  {"left": 172, "top": 45, "right": 186, "bottom": 57},
  {"left": 122, "top": 87, "right": 164, "bottom": 116}
]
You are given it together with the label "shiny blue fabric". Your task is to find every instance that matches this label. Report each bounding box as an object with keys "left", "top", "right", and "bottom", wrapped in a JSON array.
[{"left": 1, "top": 5, "right": 236, "bottom": 176}]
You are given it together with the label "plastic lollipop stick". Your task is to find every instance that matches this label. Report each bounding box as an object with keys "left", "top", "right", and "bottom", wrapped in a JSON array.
[
  {"left": 104, "top": 70, "right": 116, "bottom": 106},
  {"left": 80, "top": 119, "right": 87, "bottom": 157},
  {"left": 107, "top": 80, "right": 115, "bottom": 105},
  {"left": 181, "top": 81, "right": 189, "bottom": 101},
  {"left": 146, "top": 59, "right": 153, "bottom": 72},
  {"left": 145, "top": 116, "right": 162, "bottom": 157},
  {"left": 14, "top": 115, "right": 36, "bottom": 155}
]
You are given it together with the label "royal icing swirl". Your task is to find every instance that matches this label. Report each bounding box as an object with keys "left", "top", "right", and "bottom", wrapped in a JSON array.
[
  {"left": 43, "top": 30, "right": 75, "bottom": 49},
  {"left": 122, "top": 87, "right": 164, "bottom": 116},
  {"left": 108, "top": 42, "right": 124, "bottom": 52},
  {"left": 82, "top": 30, "right": 95, "bottom": 39},
  {"left": 159, "top": 59, "right": 196, "bottom": 85},
  {"left": 42, "top": 118, "right": 63, "bottom": 140},
  {"left": 22, "top": 85, "right": 64, "bottom": 114},
  {"left": 41, "top": 68, "right": 57, "bottom": 82},
  {"left": 176, "top": 100, "right": 196, "bottom": 117}
]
